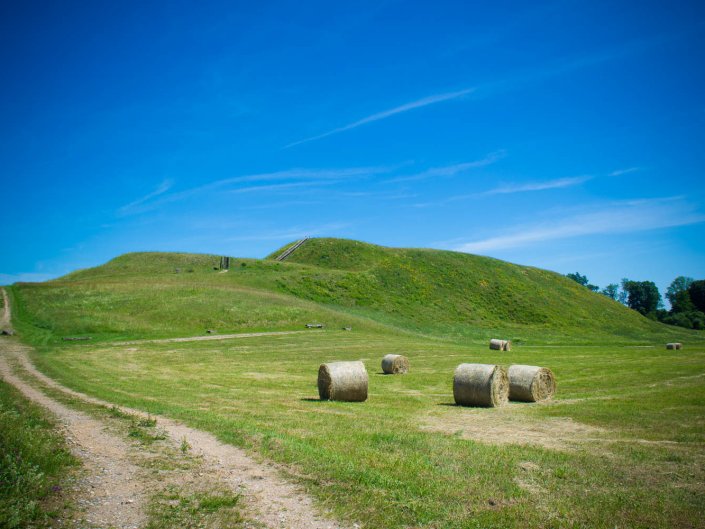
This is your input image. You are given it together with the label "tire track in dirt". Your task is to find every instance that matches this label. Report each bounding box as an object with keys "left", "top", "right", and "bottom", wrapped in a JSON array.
[
  {"left": 0, "top": 344, "right": 146, "bottom": 528},
  {"left": 0, "top": 288, "right": 346, "bottom": 529},
  {"left": 110, "top": 329, "right": 320, "bottom": 345}
]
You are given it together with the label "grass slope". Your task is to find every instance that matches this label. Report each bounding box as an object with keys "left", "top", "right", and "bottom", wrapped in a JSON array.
[
  {"left": 9, "top": 238, "right": 700, "bottom": 345},
  {"left": 271, "top": 238, "right": 696, "bottom": 343}
]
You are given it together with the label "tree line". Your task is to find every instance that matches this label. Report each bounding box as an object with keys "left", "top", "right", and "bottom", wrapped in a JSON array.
[{"left": 566, "top": 273, "right": 705, "bottom": 330}]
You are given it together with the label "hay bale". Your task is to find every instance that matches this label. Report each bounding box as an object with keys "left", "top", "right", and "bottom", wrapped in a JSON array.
[
  {"left": 508, "top": 365, "right": 556, "bottom": 402},
  {"left": 666, "top": 342, "right": 682, "bottom": 350},
  {"left": 381, "top": 354, "right": 409, "bottom": 374},
  {"left": 453, "top": 363, "right": 509, "bottom": 407},
  {"left": 489, "top": 339, "right": 511, "bottom": 351},
  {"left": 318, "top": 361, "right": 368, "bottom": 402}
]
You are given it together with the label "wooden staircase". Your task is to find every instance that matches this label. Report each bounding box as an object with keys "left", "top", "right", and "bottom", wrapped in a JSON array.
[{"left": 275, "top": 237, "right": 309, "bottom": 261}]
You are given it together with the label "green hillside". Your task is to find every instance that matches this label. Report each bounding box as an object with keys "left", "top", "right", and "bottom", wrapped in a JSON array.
[
  {"left": 7, "top": 238, "right": 700, "bottom": 345},
  {"left": 5, "top": 239, "right": 704, "bottom": 529},
  {"left": 269, "top": 238, "right": 696, "bottom": 343}
]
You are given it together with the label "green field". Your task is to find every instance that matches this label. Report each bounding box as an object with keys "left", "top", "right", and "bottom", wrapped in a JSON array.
[{"left": 6, "top": 239, "right": 705, "bottom": 528}]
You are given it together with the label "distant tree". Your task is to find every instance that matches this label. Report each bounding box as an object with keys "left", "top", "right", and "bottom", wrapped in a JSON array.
[
  {"left": 670, "top": 289, "right": 695, "bottom": 314},
  {"left": 666, "top": 276, "right": 694, "bottom": 307},
  {"left": 566, "top": 272, "right": 599, "bottom": 292},
  {"left": 621, "top": 280, "right": 662, "bottom": 316},
  {"left": 601, "top": 283, "right": 619, "bottom": 300},
  {"left": 566, "top": 272, "right": 588, "bottom": 286},
  {"left": 662, "top": 312, "right": 695, "bottom": 329},
  {"left": 689, "top": 280, "right": 705, "bottom": 313},
  {"left": 618, "top": 278, "right": 630, "bottom": 305}
]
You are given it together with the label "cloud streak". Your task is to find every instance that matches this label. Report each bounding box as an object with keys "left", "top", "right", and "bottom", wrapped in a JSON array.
[
  {"left": 119, "top": 166, "right": 392, "bottom": 215},
  {"left": 386, "top": 151, "right": 505, "bottom": 184},
  {"left": 479, "top": 175, "right": 592, "bottom": 196},
  {"left": 118, "top": 179, "right": 173, "bottom": 215},
  {"left": 286, "top": 88, "right": 475, "bottom": 148},
  {"left": 453, "top": 197, "right": 705, "bottom": 253},
  {"left": 609, "top": 167, "right": 640, "bottom": 177},
  {"left": 413, "top": 174, "right": 590, "bottom": 207}
]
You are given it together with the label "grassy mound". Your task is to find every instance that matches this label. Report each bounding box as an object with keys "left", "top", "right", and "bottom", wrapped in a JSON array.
[
  {"left": 269, "top": 238, "right": 696, "bottom": 343},
  {"left": 8, "top": 238, "right": 701, "bottom": 345}
]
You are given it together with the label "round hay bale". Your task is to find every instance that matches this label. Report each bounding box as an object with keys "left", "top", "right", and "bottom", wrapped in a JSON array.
[
  {"left": 381, "top": 354, "right": 409, "bottom": 374},
  {"left": 489, "top": 339, "right": 511, "bottom": 351},
  {"left": 318, "top": 361, "right": 368, "bottom": 402},
  {"left": 666, "top": 343, "right": 682, "bottom": 350},
  {"left": 453, "top": 363, "right": 509, "bottom": 407},
  {"left": 508, "top": 365, "right": 556, "bottom": 402}
]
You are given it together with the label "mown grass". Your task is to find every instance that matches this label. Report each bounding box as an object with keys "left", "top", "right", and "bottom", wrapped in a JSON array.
[
  {"left": 0, "top": 377, "right": 78, "bottom": 529},
  {"left": 6, "top": 241, "right": 705, "bottom": 527},
  {"left": 26, "top": 331, "right": 705, "bottom": 528},
  {"left": 4, "top": 356, "right": 251, "bottom": 529}
]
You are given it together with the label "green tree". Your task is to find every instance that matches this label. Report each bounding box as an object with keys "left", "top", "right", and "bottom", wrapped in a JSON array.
[
  {"left": 666, "top": 276, "right": 694, "bottom": 307},
  {"left": 671, "top": 289, "right": 695, "bottom": 314},
  {"left": 601, "top": 283, "right": 619, "bottom": 300},
  {"left": 566, "top": 272, "right": 588, "bottom": 286},
  {"left": 689, "top": 280, "right": 705, "bottom": 313},
  {"left": 621, "top": 280, "right": 662, "bottom": 316},
  {"left": 566, "top": 272, "right": 599, "bottom": 292}
]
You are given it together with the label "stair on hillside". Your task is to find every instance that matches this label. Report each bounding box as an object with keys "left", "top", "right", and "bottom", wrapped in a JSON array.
[{"left": 275, "top": 237, "right": 309, "bottom": 261}]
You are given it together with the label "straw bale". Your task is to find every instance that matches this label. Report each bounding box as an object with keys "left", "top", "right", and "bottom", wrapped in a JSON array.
[
  {"left": 508, "top": 364, "right": 556, "bottom": 402},
  {"left": 318, "top": 361, "right": 368, "bottom": 402},
  {"left": 453, "top": 363, "right": 508, "bottom": 407},
  {"left": 489, "top": 339, "right": 511, "bottom": 351},
  {"left": 381, "top": 354, "right": 409, "bottom": 374}
]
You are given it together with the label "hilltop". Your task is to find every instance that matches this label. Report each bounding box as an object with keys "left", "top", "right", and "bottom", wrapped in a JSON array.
[{"left": 7, "top": 238, "right": 699, "bottom": 345}]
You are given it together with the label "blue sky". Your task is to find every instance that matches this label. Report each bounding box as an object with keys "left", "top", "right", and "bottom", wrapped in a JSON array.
[{"left": 1, "top": 0, "right": 704, "bottom": 299}]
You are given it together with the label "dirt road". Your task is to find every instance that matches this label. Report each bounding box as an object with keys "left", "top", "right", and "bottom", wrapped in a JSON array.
[{"left": 0, "top": 288, "right": 345, "bottom": 529}]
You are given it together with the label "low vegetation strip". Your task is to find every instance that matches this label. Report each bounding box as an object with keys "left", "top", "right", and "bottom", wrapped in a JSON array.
[{"left": 0, "top": 377, "right": 77, "bottom": 529}]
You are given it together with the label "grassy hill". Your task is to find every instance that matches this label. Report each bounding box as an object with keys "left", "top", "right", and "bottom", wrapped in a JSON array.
[
  {"left": 5, "top": 239, "right": 705, "bottom": 528},
  {"left": 268, "top": 238, "right": 693, "bottom": 343},
  {"left": 7, "top": 238, "right": 700, "bottom": 345}
]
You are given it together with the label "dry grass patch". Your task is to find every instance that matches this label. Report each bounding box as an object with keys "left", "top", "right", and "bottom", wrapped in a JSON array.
[{"left": 419, "top": 405, "right": 604, "bottom": 451}]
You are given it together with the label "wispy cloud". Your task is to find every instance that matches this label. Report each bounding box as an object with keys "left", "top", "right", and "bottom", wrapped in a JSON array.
[
  {"left": 413, "top": 174, "right": 590, "bottom": 207},
  {"left": 479, "top": 175, "right": 592, "bottom": 196},
  {"left": 453, "top": 196, "right": 705, "bottom": 253},
  {"left": 119, "top": 166, "right": 391, "bottom": 215},
  {"left": 385, "top": 151, "right": 505, "bottom": 184},
  {"left": 285, "top": 88, "right": 475, "bottom": 148},
  {"left": 609, "top": 167, "right": 640, "bottom": 177},
  {"left": 228, "top": 180, "right": 341, "bottom": 194},
  {"left": 118, "top": 179, "right": 173, "bottom": 215}
]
